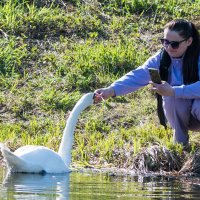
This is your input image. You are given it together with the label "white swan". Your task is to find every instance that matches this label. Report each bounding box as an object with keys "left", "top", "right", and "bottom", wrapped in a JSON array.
[{"left": 0, "top": 93, "right": 94, "bottom": 173}]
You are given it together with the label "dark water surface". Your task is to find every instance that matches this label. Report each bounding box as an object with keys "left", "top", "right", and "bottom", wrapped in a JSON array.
[{"left": 1, "top": 167, "right": 200, "bottom": 199}]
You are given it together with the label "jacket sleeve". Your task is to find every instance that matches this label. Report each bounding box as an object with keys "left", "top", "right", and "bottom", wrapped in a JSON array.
[
  {"left": 110, "top": 51, "right": 161, "bottom": 96},
  {"left": 173, "top": 56, "right": 200, "bottom": 99},
  {"left": 174, "top": 82, "right": 200, "bottom": 99}
]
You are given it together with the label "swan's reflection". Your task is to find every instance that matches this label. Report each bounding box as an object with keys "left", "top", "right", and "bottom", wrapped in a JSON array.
[{"left": 2, "top": 171, "right": 70, "bottom": 200}]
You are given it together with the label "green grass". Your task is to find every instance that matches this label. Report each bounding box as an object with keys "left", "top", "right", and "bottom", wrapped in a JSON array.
[{"left": 0, "top": 0, "right": 200, "bottom": 168}]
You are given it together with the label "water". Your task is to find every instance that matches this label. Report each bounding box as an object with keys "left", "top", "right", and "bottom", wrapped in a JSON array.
[{"left": 1, "top": 167, "right": 200, "bottom": 200}]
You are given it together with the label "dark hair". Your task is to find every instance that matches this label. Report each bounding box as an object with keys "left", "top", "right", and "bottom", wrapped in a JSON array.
[{"left": 165, "top": 19, "right": 200, "bottom": 84}]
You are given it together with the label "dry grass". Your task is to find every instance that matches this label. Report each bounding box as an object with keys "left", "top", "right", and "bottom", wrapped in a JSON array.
[
  {"left": 126, "top": 145, "right": 182, "bottom": 173},
  {"left": 179, "top": 149, "right": 200, "bottom": 175}
]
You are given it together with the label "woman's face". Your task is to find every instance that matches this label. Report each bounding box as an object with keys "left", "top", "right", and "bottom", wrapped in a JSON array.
[{"left": 163, "top": 28, "right": 193, "bottom": 58}]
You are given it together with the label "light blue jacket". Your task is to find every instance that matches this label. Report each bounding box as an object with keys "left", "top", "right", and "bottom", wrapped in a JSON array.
[{"left": 111, "top": 51, "right": 200, "bottom": 99}]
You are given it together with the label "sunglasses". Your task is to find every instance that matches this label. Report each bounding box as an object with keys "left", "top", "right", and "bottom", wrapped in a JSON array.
[{"left": 160, "top": 38, "right": 188, "bottom": 49}]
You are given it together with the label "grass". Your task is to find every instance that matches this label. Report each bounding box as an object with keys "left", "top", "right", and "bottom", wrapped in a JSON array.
[{"left": 0, "top": 0, "right": 200, "bottom": 169}]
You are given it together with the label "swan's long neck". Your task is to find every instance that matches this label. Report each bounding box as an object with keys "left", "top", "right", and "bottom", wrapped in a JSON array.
[{"left": 58, "top": 93, "right": 94, "bottom": 167}]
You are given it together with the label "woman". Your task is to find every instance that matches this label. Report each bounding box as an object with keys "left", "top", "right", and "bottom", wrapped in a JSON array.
[{"left": 94, "top": 19, "right": 200, "bottom": 146}]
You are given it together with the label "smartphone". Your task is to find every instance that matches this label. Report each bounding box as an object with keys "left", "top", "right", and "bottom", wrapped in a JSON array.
[{"left": 148, "top": 68, "right": 162, "bottom": 84}]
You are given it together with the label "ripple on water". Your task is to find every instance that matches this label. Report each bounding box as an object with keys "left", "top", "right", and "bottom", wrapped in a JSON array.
[{"left": 1, "top": 167, "right": 200, "bottom": 199}]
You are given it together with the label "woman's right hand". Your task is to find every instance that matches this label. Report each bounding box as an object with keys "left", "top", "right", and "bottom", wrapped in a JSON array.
[{"left": 94, "top": 87, "right": 115, "bottom": 104}]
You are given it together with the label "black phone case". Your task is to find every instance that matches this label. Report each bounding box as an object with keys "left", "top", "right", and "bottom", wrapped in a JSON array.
[{"left": 149, "top": 68, "right": 161, "bottom": 84}]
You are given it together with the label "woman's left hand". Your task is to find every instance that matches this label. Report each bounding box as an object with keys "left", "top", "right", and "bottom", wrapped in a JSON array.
[{"left": 149, "top": 81, "right": 175, "bottom": 96}]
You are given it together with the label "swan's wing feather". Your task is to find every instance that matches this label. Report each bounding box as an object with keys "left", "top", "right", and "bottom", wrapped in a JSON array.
[
  {"left": 2, "top": 147, "right": 26, "bottom": 170},
  {"left": 1, "top": 147, "right": 44, "bottom": 173}
]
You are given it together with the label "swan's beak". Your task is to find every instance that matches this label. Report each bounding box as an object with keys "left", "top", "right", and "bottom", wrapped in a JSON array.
[{"left": 93, "top": 93, "right": 101, "bottom": 104}]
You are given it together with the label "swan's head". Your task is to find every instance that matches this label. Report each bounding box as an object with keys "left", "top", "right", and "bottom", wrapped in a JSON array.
[{"left": 78, "top": 92, "right": 94, "bottom": 107}]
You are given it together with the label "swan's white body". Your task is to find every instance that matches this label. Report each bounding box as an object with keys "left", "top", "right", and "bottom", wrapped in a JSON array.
[{"left": 1, "top": 93, "right": 94, "bottom": 173}]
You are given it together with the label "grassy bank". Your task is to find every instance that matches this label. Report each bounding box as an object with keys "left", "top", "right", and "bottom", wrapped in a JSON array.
[{"left": 0, "top": 0, "right": 200, "bottom": 169}]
